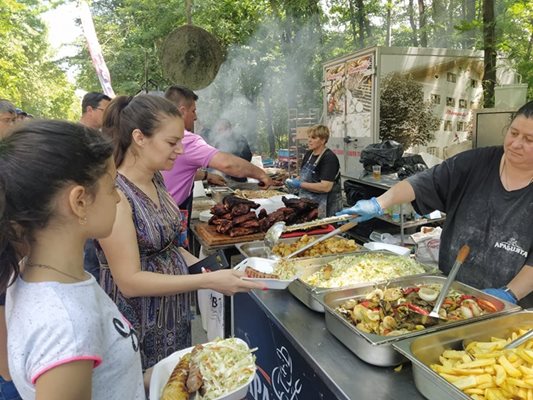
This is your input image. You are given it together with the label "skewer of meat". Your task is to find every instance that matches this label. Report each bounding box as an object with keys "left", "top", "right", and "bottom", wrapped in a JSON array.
[
  {"left": 244, "top": 266, "right": 279, "bottom": 279},
  {"left": 186, "top": 345, "right": 204, "bottom": 393},
  {"left": 160, "top": 353, "right": 191, "bottom": 400}
]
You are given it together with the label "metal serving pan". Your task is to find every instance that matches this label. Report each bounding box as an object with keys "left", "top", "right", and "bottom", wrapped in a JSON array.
[
  {"left": 319, "top": 275, "right": 520, "bottom": 367},
  {"left": 234, "top": 235, "right": 355, "bottom": 259},
  {"left": 393, "top": 311, "right": 533, "bottom": 400},
  {"left": 290, "top": 251, "right": 439, "bottom": 312}
]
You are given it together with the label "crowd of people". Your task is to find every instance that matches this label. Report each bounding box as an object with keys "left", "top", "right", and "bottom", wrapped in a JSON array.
[
  {"left": 0, "top": 89, "right": 268, "bottom": 399},
  {"left": 1, "top": 88, "right": 533, "bottom": 399}
]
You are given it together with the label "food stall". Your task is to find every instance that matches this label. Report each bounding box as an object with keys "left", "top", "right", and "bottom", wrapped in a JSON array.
[
  {"left": 233, "top": 290, "right": 425, "bottom": 400},
  {"left": 187, "top": 185, "right": 528, "bottom": 400},
  {"left": 228, "top": 248, "right": 519, "bottom": 399}
]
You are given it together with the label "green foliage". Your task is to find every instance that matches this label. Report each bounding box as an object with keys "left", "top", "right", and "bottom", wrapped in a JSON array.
[
  {"left": 0, "top": 0, "right": 78, "bottom": 119},
  {"left": 66, "top": 0, "right": 531, "bottom": 156},
  {"left": 379, "top": 73, "right": 439, "bottom": 148},
  {"left": 497, "top": 0, "right": 533, "bottom": 99}
]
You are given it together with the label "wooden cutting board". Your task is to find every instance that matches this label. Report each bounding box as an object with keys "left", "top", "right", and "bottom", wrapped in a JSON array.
[{"left": 194, "top": 222, "right": 266, "bottom": 246}]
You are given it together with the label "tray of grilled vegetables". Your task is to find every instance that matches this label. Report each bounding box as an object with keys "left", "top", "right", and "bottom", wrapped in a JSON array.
[{"left": 318, "top": 275, "right": 520, "bottom": 367}]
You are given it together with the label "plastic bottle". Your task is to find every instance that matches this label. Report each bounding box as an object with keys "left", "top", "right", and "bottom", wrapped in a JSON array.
[{"left": 392, "top": 205, "right": 401, "bottom": 223}]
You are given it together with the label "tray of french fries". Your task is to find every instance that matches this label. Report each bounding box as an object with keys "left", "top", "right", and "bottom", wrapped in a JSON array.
[
  {"left": 393, "top": 311, "right": 532, "bottom": 400},
  {"left": 287, "top": 251, "right": 438, "bottom": 312},
  {"left": 150, "top": 337, "right": 256, "bottom": 400}
]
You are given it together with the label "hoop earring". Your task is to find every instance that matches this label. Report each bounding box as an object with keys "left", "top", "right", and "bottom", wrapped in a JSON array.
[{"left": 79, "top": 216, "right": 87, "bottom": 225}]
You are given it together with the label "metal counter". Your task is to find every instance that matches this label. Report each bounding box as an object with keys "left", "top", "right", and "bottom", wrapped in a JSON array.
[{"left": 232, "top": 289, "right": 425, "bottom": 400}]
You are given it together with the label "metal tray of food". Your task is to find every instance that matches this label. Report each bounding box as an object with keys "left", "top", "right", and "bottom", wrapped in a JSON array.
[
  {"left": 393, "top": 311, "right": 533, "bottom": 400},
  {"left": 289, "top": 251, "right": 439, "bottom": 312},
  {"left": 319, "top": 275, "right": 520, "bottom": 367},
  {"left": 234, "top": 235, "right": 359, "bottom": 259}
]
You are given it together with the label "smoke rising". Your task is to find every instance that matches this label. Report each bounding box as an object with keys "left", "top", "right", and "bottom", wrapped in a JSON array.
[{"left": 195, "top": 18, "right": 324, "bottom": 157}]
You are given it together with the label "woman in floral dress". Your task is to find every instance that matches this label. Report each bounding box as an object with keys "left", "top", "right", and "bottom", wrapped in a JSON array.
[{"left": 96, "top": 95, "right": 263, "bottom": 369}]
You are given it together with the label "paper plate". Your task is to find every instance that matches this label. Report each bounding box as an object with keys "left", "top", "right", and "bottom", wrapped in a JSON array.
[
  {"left": 234, "top": 257, "right": 296, "bottom": 290},
  {"left": 149, "top": 338, "right": 255, "bottom": 400}
]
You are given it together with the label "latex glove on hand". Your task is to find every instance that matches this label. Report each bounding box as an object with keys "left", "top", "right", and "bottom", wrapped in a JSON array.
[
  {"left": 285, "top": 178, "right": 301, "bottom": 189},
  {"left": 483, "top": 288, "right": 517, "bottom": 304},
  {"left": 336, "top": 197, "right": 384, "bottom": 223}
]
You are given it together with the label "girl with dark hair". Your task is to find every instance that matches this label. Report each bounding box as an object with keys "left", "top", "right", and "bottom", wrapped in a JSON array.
[
  {"left": 96, "top": 95, "right": 263, "bottom": 370},
  {"left": 338, "top": 100, "right": 533, "bottom": 307},
  {"left": 0, "top": 120, "right": 144, "bottom": 399}
]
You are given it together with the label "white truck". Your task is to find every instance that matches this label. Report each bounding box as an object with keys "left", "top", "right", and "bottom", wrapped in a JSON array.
[{"left": 323, "top": 46, "right": 518, "bottom": 179}]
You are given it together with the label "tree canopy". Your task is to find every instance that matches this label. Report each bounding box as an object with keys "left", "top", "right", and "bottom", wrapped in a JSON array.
[
  {"left": 1, "top": 0, "right": 531, "bottom": 150},
  {"left": 0, "top": 0, "right": 78, "bottom": 119}
]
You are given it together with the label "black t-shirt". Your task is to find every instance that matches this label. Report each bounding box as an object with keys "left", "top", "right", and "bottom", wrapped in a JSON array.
[
  {"left": 408, "top": 146, "right": 533, "bottom": 297},
  {"left": 301, "top": 148, "right": 340, "bottom": 182}
]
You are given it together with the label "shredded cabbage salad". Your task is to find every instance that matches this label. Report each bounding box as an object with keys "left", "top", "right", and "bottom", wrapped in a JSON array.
[
  {"left": 303, "top": 253, "right": 426, "bottom": 288},
  {"left": 192, "top": 338, "right": 257, "bottom": 400}
]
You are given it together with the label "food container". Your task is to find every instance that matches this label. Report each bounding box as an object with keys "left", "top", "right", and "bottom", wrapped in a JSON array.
[
  {"left": 393, "top": 311, "right": 533, "bottom": 400},
  {"left": 233, "top": 257, "right": 297, "bottom": 290},
  {"left": 290, "top": 251, "right": 438, "bottom": 312},
  {"left": 235, "top": 235, "right": 352, "bottom": 259},
  {"left": 319, "top": 275, "right": 520, "bottom": 367}
]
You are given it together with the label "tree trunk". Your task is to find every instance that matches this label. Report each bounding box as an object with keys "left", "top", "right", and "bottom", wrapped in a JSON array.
[
  {"left": 432, "top": 0, "right": 446, "bottom": 47},
  {"left": 418, "top": 0, "right": 428, "bottom": 47},
  {"left": 482, "top": 0, "right": 496, "bottom": 107},
  {"left": 355, "top": 0, "right": 366, "bottom": 48},
  {"left": 527, "top": 24, "right": 533, "bottom": 60},
  {"left": 385, "top": 0, "right": 392, "bottom": 46},
  {"left": 464, "top": 0, "right": 477, "bottom": 48},
  {"left": 408, "top": 0, "right": 419, "bottom": 46},
  {"left": 447, "top": 0, "right": 455, "bottom": 40},
  {"left": 347, "top": 0, "right": 359, "bottom": 47}
]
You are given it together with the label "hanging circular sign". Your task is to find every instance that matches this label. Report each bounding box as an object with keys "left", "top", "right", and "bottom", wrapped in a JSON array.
[{"left": 161, "top": 25, "right": 224, "bottom": 90}]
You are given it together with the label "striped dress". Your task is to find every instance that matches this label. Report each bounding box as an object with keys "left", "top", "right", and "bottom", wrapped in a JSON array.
[{"left": 96, "top": 172, "right": 193, "bottom": 370}]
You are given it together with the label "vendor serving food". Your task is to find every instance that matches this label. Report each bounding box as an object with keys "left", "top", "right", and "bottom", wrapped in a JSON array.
[
  {"left": 337, "top": 101, "right": 533, "bottom": 307},
  {"left": 285, "top": 124, "right": 342, "bottom": 217}
]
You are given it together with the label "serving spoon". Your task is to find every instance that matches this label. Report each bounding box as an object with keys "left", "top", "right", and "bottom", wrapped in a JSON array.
[
  {"left": 407, "top": 244, "right": 470, "bottom": 321},
  {"left": 428, "top": 244, "right": 470, "bottom": 319}
]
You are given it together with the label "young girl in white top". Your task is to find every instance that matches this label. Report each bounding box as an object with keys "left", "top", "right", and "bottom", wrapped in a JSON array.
[{"left": 0, "top": 120, "right": 144, "bottom": 400}]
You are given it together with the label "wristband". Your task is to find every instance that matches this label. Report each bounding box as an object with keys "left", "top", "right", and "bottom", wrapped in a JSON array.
[
  {"left": 502, "top": 286, "right": 518, "bottom": 302},
  {"left": 203, "top": 170, "right": 208, "bottom": 181}
]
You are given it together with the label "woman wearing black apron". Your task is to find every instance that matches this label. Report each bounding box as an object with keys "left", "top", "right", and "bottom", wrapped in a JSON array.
[{"left": 285, "top": 125, "right": 343, "bottom": 217}]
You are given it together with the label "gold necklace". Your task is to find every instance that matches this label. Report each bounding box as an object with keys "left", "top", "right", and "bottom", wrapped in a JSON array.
[
  {"left": 25, "top": 262, "right": 87, "bottom": 282},
  {"left": 500, "top": 158, "right": 533, "bottom": 190}
]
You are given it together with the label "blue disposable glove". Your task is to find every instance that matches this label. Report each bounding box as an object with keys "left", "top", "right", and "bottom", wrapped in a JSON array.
[
  {"left": 285, "top": 178, "right": 301, "bottom": 189},
  {"left": 483, "top": 288, "right": 517, "bottom": 304},
  {"left": 336, "top": 197, "right": 384, "bottom": 222}
]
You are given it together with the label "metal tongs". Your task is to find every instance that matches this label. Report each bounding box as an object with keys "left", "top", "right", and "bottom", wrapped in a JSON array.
[
  {"left": 504, "top": 329, "right": 533, "bottom": 349},
  {"left": 264, "top": 215, "right": 358, "bottom": 259},
  {"left": 264, "top": 214, "right": 353, "bottom": 249}
]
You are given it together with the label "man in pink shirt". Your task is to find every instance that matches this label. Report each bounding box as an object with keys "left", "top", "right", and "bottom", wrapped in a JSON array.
[{"left": 162, "top": 85, "right": 273, "bottom": 217}]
